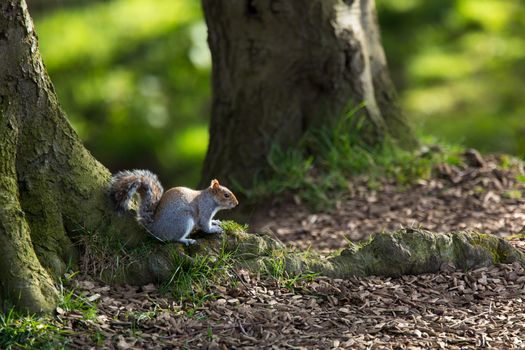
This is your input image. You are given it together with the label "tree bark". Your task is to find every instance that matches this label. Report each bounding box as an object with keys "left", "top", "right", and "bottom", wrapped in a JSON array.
[
  {"left": 0, "top": 0, "right": 146, "bottom": 313},
  {"left": 200, "top": 0, "right": 416, "bottom": 187}
]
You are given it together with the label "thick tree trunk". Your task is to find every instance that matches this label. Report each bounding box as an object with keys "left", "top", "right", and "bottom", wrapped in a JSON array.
[
  {"left": 0, "top": 0, "right": 146, "bottom": 313},
  {"left": 200, "top": 0, "right": 416, "bottom": 187}
]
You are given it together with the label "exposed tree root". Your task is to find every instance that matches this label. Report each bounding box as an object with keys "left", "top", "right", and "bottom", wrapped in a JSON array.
[{"left": 103, "top": 227, "right": 525, "bottom": 286}]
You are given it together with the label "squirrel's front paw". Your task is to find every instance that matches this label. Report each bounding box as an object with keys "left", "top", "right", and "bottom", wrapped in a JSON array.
[
  {"left": 211, "top": 219, "right": 221, "bottom": 226},
  {"left": 207, "top": 226, "right": 224, "bottom": 234},
  {"left": 180, "top": 238, "right": 196, "bottom": 246}
]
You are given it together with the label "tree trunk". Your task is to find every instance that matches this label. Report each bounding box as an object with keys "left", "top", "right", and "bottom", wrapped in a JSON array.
[
  {"left": 0, "top": 0, "right": 146, "bottom": 313},
  {"left": 200, "top": 0, "right": 416, "bottom": 187}
]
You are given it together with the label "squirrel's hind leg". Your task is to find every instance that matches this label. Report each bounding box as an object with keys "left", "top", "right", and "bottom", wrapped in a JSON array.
[{"left": 178, "top": 218, "right": 196, "bottom": 246}]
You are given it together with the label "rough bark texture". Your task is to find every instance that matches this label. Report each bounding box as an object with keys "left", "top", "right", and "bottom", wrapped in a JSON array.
[
  {"left": 0, "top": 0, "right": 147, "bottom": 313},
  {"left": 200, "top": 0, "right": 417, "bottom": 187}
]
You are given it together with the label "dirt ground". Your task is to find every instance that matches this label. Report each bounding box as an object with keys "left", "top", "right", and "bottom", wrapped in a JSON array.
[{"left": 53, "top": 154, "right": 525, "bottom": 349}]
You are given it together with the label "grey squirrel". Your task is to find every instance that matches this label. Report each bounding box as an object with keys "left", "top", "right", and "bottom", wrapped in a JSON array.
[{"left": 108, "top": 170, "right": 238, "bottom": 245}]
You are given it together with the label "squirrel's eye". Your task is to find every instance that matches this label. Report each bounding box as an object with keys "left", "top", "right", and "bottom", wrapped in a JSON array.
[{"left": 224, "top": 193, "right": 230, "bottom": 198}]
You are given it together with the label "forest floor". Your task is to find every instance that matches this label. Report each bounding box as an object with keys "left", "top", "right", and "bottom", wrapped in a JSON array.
[
  {"left": 260, "top": 154, "right": 525, "bottom": 253},
  {"left": 8, "top": 154, "right": 525, "bottom": 350}
]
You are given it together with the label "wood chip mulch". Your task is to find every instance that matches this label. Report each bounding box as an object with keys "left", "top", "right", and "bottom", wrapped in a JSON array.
[
  {"left": 64, "top": 262, "right": 525, "bottom": 349},
  {"left": 258, "top": 154, "right": 525, "bottom": 253}
]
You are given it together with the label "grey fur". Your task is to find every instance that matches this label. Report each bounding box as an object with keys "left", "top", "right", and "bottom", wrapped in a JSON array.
[{"left": 108, "top": 169, "right": 164, "bottom": 226}]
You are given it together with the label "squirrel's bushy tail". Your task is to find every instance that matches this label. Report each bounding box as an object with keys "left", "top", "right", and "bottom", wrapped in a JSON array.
[{"left": 108, "top": 169, "right": 164, "bottom": 226}]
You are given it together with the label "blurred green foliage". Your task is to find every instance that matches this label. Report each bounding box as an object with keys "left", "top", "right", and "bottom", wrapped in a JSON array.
[
  {"left": 32, "top": 0, "right": 210, "bottom": 186},
  {"left": 30, "top": 0, "right": 525, "bottom": 187},
  {"left": 378, "top": 0, "right": 525, "bottom": 158}
]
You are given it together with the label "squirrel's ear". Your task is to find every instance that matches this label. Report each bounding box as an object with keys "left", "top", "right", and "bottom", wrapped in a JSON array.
[{"left": 210, "top": 179, "right": 220, "bottom": 189}]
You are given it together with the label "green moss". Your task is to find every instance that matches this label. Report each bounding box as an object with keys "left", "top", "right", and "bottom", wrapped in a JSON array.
[
  {"left": 344, "top": 229, "right": 446, "bottom": 276},
  {"left": 0, "top": 123, "right": 59, "bottom": 313},
  {"left": 220, "top": 220, "right": 248, "bottom": 233},
  {"left": 471, "top": 233, "right": 525, "bottom": 266},
  {"left": 328, "top": 228, "right": 525, "bottom": 278},
  {"left": 505, "top": 232, "right": 525, "bottom": 241},
  {"left": 468, "top": 233, "right": 503, "bottom": 263},
  {"left": 219, "top": 231, "right": 283, "bottom": 258}
]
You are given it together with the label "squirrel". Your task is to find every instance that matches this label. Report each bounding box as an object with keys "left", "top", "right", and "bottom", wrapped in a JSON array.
[{"left": 108, "top": 169, "right": 239, "bottom": 245}]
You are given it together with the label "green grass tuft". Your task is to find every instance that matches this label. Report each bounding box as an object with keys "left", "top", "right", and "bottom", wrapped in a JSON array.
[
  {"left": 163, "top": 237, "right": 236, "bottom": 304},
  {"left": 0, "top": 274, "right": 102, "bottom": 350},
  {"left": 241, "top": 109, "right": 463, "bottom": 210},
  {"left": 262, "top": 247, "right": 319, "bottom": 291},
  {"left": 0, "top": 270, "right": 105, "bottom": 349},
  {"left": 57, "top": 275, "right": 98, "bottom": 321},
  {"left": 0, "top": 309, "right": 68, "bottom": 350}
]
